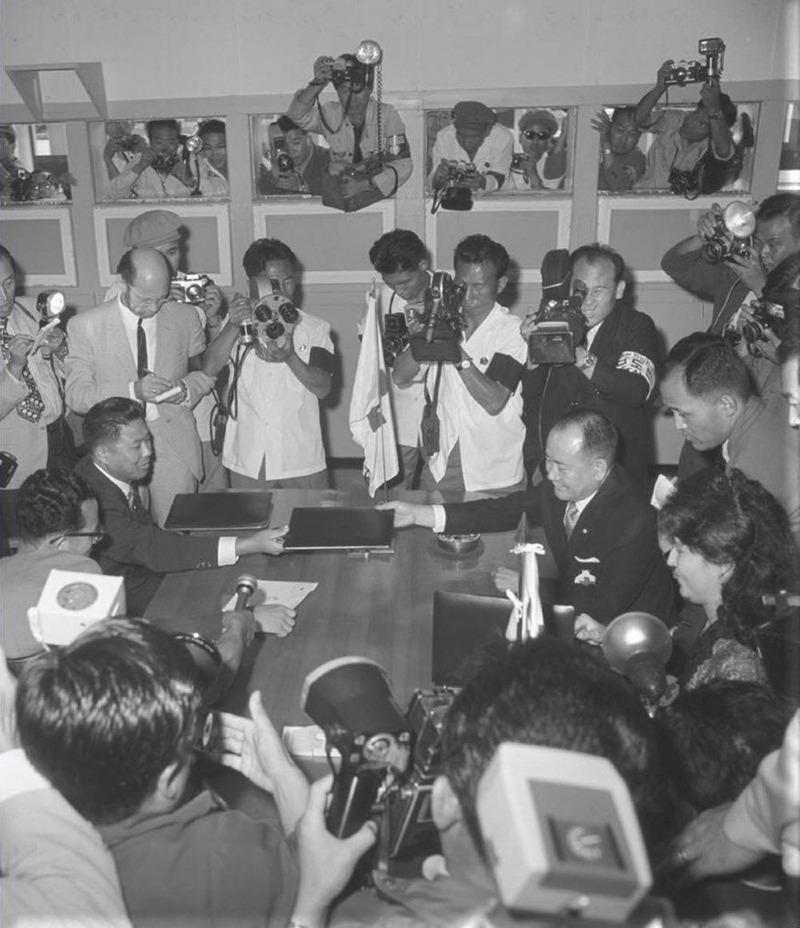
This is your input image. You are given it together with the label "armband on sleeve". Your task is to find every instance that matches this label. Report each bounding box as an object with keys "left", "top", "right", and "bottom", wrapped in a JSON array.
[{"left": 616, "top": 351, "right": 656, "bottom": 398}]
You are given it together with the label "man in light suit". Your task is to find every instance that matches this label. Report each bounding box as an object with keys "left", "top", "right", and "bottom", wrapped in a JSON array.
[
  {"left": 383, "top": 408, "right": 675, "bottom": 633},
  {"left": 65, "top": 248, "right": 213, "bottom": 525}
]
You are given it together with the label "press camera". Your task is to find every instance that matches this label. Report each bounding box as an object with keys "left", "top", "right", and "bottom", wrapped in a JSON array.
[
  {"left": 431, "top": 160, "right": 478, "bottom": 213},
  {"left": 381, "top": 312, "right": 409, "bottom": 366},
  {"left": 664, "top": 36, "right": 725, "bottom": 86},
  {"left": 301, "top": 656, "right": 456, "bottom": 862},
  {"left": 702, "top": 201, "right": 756, "bottom": 263},
  {"left": 527, "top": 249, "right": 587, "bottom": 365},
  {"left": 407, "top": 271, "right": 467, "bottom": 364},
  {"left": 329, "top": 40, "right": 383, "bottom": 92},
  {"left": 273, "top": 137, "right": 295, "bottom": 175},
  {"left": 172, "top": 272, "right": 212, "bottom": 305}
]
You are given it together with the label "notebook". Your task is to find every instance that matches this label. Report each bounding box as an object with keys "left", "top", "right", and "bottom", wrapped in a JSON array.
[
  {"left": 163, "top": 492, "right": 272, "bottom": 532},
  {"left": 283, "top": 507, "right": 394, "bottom": 551}
]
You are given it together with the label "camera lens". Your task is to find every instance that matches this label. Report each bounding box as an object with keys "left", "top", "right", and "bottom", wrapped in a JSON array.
[
  {"left": 703, "top": 240, "right": 726, "bottom": 263},
  {"left": 265, "top": 320, "right": 285, "bottom": 340},
  {"left": 741, "top": 321, "right": 764, "bottom": 343},
  {"left": 278, "top": 302, "right": 299, "bottom": 325},
  {"left": 254, "top": 304, "right": 271, "bottom": 323}
]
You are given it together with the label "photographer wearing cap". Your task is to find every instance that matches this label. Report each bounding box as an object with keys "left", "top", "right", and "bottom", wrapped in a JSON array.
[
  {"left": 105, "top": 118, "right": 196, "bottom": 200},
  {"left": 507, "top": 108, "right": 567, "bottom": 191},
  {"left": 521, "top": 244, "right": 659, "bottom": 493},
  {"left": 662, "top": 193, "right": 800, "bottom": 398},
  {"left": 286, "top": 50, "right": 412, "bottom": 210},
  {"left": 634, "top": 60, "right": 740, "bottom": 194},
  {"left": 429, "top": 101, "right": 513, "bottom": 195},
  {"left": 200, "top": 239, "right": 334, "bottom": 490}
]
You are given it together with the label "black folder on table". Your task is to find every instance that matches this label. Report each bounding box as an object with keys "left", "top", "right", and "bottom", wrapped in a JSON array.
[
  {"left": 432, "top": 592, "right": 512, "bottom": 687},
  {"left": 163, "top": 492, "right": 272, "bottom": 532},
  {"left": 432, "top": 582, "right": 568, "bottom": 686},
  {"left": 283, "top": 507, "right": 394, "bottom": 551}
]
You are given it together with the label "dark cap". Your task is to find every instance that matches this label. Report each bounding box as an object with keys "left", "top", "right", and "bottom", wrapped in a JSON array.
[{"left": 452, "top": 101, "right": 496, "bottom": 131}]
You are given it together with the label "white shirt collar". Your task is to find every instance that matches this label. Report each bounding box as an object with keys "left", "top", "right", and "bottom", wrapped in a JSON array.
[
  {"left": 721, "top": 439, "right": 730, "bottom": 463},
  {"left": 571, "top": 489, "right": 598, "bottom": 517},
  {"left": 92, "top": 459, "right": 133, "bottom": 500}
]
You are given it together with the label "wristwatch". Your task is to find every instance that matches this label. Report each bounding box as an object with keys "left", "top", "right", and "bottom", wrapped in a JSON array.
[
  {"left": 458, "top": 358, "right": 472, "bottom": 371},
  {"left": 576, "top": 352, "right": 597, "bottom": 370}
]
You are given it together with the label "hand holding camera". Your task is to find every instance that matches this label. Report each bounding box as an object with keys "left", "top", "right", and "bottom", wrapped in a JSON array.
[{"left": 312, "top": 55, "right": 336, "bottom": 85}]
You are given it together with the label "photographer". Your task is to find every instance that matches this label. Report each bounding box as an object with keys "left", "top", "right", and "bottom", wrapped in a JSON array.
[
  {"left": 521, "top": 244, "right": 658, "bottom": 493},
  {"left": 282, "top": 638, "right": 675, "bottom": 927},
  {"left": 1, "top": 246, "right": 74, "bottom": 489},
  {"left": 258, "top": 116, "right": 331, "bottom": 196},
  {"left": 392, "top": 234, "right": 527, "bottom": 495},
  {"left": 634, "top": 60, "right": 740, "bottom": 194},
  {"left": 507, "top": 108, "right": 567, "bottom": 191},
  {"left": 0, "top": 124, "right": 31, "bottom": 201},
  {"left": 104, "top": 118, "right": 197, "bottom": 200},
  {"left": 429, "top": 101, "right": 513, "bottom": 195},
  {"left": 287, "top": 52, "right": 412, "bottom": 210},
  {"left": 200, "top": 238, "right": 334, "bottom": 490},
  {"left": 593, "top": 106, "right": 645, "bottom": 191},
  {"left": 662, "top": 193, "right": 800, "bottom": 396},
  {"left": 194, "top": 118, "right": 229, "bottom": 197}
]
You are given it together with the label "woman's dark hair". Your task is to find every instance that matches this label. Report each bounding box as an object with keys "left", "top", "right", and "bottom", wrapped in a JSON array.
[{"left": 658, "top": 468, "right": 797, "bottom": 640}]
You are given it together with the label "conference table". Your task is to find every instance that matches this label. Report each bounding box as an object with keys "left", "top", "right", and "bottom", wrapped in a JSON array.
[{"left": 145, "top": 488, "right": 553, "bottom": 733}]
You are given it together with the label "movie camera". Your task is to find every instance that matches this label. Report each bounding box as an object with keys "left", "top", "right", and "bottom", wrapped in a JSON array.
[
  {"left": 171, "top": 272, "right": 213, "bottom": 305},
  {"left": 664, "top": 36, "right": 725, "bottom": 86},
  {"left": 238, "top": 276, "right": 300, "bottom": 348},
  {"left": 301, "top": 656, "right": 455, "bottom": 861},
  {"left": 431, "top": 160, "right": 479, "bottom": 213},
  {"left": 702, "top": 201, "right": 756, "bottom": 263},
  {"left": 273, "top": 136, "right": 295, "bottom": 175},
  {"left": 407, "top": 271, "right": 467, "bottom": 364},
  {"left": 5, "top": 167, "right": 62, "bottom": 202},
  {"left": 301, "top": 656, "right": 662, "bottom": 924},
  {"left": 527, "top": 249, "right": 587, "bottom": 365}
]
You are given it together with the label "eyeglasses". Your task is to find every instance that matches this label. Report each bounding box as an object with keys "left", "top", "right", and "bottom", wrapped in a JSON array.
[
  {"left": 521, "top": 128, "right": 552, "bottom": 141},
  {"left": 49, "top": 531, "right": 107, "bottom": 546}
]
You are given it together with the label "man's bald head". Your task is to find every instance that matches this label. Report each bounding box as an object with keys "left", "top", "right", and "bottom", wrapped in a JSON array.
[{"left": 117, "top": 248, "right": 172, "bottom": 318}]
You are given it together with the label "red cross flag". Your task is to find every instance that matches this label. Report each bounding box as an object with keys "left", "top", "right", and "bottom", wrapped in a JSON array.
[{"left": 349, "top": 284, "right": 399, "bottom": 496}]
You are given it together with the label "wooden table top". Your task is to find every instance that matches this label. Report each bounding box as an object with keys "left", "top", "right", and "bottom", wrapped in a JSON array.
[{"left": 145, "top": 489, "right": 538, "bottom": 730}]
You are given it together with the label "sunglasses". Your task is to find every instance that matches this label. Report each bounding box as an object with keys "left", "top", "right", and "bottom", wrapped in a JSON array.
[{"left": 521, "top": 128, "right": 552, "bottom": 141}]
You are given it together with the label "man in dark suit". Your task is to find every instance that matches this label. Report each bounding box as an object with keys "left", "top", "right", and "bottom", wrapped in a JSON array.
[
  {"left": 383, "top": 409, "right": 675, "bottom": 638},
  {"left": 75, "top": 397, "right": 288, "bottom": 615}
]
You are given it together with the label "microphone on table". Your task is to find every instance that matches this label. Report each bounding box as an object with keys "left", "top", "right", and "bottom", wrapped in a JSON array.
[{"left": 234, "top": 574, "right": 258, "bottom": 611}]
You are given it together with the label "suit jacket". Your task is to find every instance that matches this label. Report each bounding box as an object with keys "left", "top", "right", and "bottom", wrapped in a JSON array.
[
  {"left": 522, "top": 303, "right": 658, "bottom": 490},
  {"left": 443, "top": 466, "right": 675, "bottom": 625},
  {"left": 64, "top": 299, "right": 211, "bottom": 477},
  {"left": 75, "top": 456, "right": 220, "bottom": 615}
]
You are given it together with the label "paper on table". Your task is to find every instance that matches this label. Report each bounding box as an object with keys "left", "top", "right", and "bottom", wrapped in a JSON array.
[
  {"left": 223, "top": 579, "right": 318, "bottom": 611},
  {"left": 650, "top": 473, "right": 678, "bottom": 510}
]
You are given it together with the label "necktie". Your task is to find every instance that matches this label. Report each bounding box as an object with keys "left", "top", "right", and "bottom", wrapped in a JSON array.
[
  {"left": 352, "top": 123, "right": 364, "bottom": 164},
  {"left": 0, "top": 314, "right": 45, "bottom": 423},
  {"left": 137, "top": 319, "right": 148, "bottom": 380},
  {"left": 127, "top": 487, "right": 142, "bottom": 512},
  {"left": 564, "top": 501, "right": 580, "bottom": 541}
]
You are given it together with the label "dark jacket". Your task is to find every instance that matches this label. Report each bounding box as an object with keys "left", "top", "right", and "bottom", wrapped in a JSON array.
[
  {"left": 443, "top": 465, "right": 676, "bottom": 626},
  {"left": 522, "top": 303, "right": 659, "bottom": 491},
  {"left": 75, "top": 455, "right": 220, "bottom": 615}
]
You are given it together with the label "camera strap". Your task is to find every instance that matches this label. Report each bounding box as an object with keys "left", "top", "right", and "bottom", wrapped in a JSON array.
[{"left": 424, "top": 361, "right": 443, "bottom": 413}]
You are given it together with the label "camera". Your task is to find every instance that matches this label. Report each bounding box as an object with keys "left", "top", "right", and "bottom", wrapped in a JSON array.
[
  {"left": 172, "top": 272, "right": 212, "bottom": 305},
  {"left": 118, "top": 134, "right": 143, "bottom": 153},
  {"left": 151, "top": 152, "right": 179, "bottom": 175},
  {"left": 725, "top": 298, "right": 785, "bottom": 356},
  {"left": 664, "top": 36, "right": 725, "bottom": 86},
  {"left": 36, "top": 290, "right": 66, "bottom": 325},
  {"left": 301, "top": 656, "right": 456, "bottom": 862},
  {"left": 528, "top": 295, "right": 587, "bottom": 365},
  {"left": 702, "top": 201, "right": 757, "bottom": 263},
  {"left": 273, "top": 137, "right": 295, "bottom": 175},
  {"left": 331, "top": 59, "right": 370, "bottom": 91},
  {"left": 381, "top": 312, "right": 409, "bottom": 367},
  {"left": 431, "top": 161, "right": 477, "bottom": 213},
  {"left": 408, "top": 271, "right": 467, "bottom": 364},
  {"left": 527, "top": 249, "right": 587, "bottom": 365},
  {"left": 250, "top": 276, "right": 300, "bottom": 343}
]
